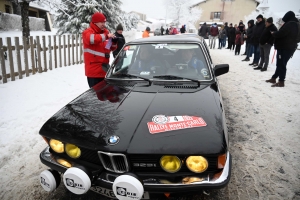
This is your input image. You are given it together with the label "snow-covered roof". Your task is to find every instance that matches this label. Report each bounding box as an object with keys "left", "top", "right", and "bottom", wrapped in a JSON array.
[
  {"left": 191, "top": 0, "right": 261, "bottom": 7},
  {"left": 29, "top": 2, "right": 50, "bottom": 12}
]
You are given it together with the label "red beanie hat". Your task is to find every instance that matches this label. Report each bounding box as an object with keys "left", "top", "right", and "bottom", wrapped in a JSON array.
[{"left": 92, "top": 12, "right": 106, "bottom": 23}]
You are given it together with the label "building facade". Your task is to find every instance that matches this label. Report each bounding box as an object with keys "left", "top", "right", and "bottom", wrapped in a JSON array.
[{"left": 193, "top": 0, "right": 259, "bottom": 27}]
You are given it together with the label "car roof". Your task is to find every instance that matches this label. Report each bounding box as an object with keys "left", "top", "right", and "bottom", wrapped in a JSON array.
[{"left": 128, "top": 35, "right": 204, "bottom": 44}]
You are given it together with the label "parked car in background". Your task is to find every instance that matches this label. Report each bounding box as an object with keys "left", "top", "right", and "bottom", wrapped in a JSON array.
[
  {"left": 38, "top": 35, "right": 231, "bottom": 200},
  {"left": 154, "top": 28, "right": 161, "bottom": 36}
]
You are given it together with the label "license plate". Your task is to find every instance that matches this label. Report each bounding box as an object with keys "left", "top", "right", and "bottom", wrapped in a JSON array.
[{"left": 90, "top": 186, "right": 150, "bottom": 199}]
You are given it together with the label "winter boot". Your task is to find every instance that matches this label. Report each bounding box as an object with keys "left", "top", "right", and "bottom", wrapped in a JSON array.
[
  {"left": 265, "top": 78, "right": 276, "bottom": 83},
  {"left": 271, "top": 81, "right": 285, "bottom": 87},
  {"left": 242, "top": 57, "right": 250, "bottom": 61}
]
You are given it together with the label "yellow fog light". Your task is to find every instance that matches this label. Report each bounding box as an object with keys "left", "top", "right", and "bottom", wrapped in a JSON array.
[
  {"left": 186, "top": 156, "right": 208, "bottom": 173},
  {"left": 49, "top": 139, "right": 64, "bottom": 153},
  {"left": 65, "top": 143, "right": 81, "bottom": 159},
  {"left": 160, "top": 156, "right": 182, "bottom": 173},
  {"left": 57, "top": 158, "right": 72, "bottom": 168}
]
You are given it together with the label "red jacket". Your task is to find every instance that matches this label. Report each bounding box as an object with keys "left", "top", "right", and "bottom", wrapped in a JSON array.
[
  {"left": 82, "top": 22, "right": 117, "bottom": 78},
  {"left": 210, "top": 26, "right": 219, "bottom": 36}
]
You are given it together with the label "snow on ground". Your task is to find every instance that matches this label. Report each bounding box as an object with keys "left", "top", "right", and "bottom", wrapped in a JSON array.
[{"left": 0, "top": 34, "right": 300, "bottom": 199}]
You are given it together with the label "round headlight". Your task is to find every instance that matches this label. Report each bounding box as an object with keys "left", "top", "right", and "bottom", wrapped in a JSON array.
[
  {"left": 65, "top": 143, "right": 81, "bottom": 159},
  {"left": 186, "top": 156, "right": 208, "bottom": 173},
  {"left": 160, "top": 155, "right": 182, "bottom": 173},
  {"left": 49, "top": 139, "right": 64, "bottom": 153}
]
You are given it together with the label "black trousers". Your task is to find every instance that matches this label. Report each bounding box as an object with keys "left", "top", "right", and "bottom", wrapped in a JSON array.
[
  {"left": 272, "top": 49, "right": 295, "bottom": 82},
  {"left": 87, "top": 77, "right": 104, "bottom": 88},
  {"left": 235, "top": 45, "right": 241, "bottom": 55}
]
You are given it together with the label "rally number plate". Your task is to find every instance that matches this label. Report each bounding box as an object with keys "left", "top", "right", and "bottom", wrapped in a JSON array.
[{"left": 90, "top": 186, "right": 150, "bottom": 199}]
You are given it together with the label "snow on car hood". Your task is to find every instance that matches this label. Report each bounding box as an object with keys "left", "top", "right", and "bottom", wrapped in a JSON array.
[{"left": 39, "top": 80, "right": 227, "bottom": 155}]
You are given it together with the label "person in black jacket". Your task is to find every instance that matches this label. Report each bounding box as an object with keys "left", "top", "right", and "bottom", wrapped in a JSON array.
[
  {"left": 198, "top": 22, "right": 209, "bottom": 39},
  {"left": 253, "top": 17, "right": 278, "bottom": 71},
  {"left": 113, "top": 24, "right": 126, "bottom": 58},
  {"left": 223, "top": 22, "right": 229, "bottom": 48},
  {"left": 242, "top": 20, "right": 255, "bottom": 61},
  {"left": 266, "top": 11, "right": 299, "bottom": 87},
  {"left": 229, "top": 24, "right": 237, "bottom": 50},
  {"left": 249, "top": 14, "right": 265, "bottom": 66}
]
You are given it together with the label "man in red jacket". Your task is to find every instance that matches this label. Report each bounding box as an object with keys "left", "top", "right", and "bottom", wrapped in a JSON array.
[
  {"left": 210, "top": 23, "right": 219, "bottom": 49},
  {"left": 82, "top": 12, "right": 118, "bottom": 88}
]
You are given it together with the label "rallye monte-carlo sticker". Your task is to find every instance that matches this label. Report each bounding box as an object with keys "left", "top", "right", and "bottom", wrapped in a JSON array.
[{"left": 147, "top": 115, "right": 207, "bottom": 134}]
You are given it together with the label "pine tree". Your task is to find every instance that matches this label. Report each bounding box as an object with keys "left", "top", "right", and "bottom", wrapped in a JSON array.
[{"left": 55, "top": 0, "right": 128, "bottom": 35}]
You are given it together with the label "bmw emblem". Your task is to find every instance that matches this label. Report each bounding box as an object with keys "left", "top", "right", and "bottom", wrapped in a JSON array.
[{"left": 107, "top": 135, "right": 120, "bottom": 145}]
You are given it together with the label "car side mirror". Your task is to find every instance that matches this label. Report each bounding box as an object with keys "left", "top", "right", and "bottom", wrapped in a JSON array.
[
  {"left": 102, "top": 63, "right": 110, "bottom": 72},
  {"left": 214, "top": 64, "right": 229, "bottom": 77}
]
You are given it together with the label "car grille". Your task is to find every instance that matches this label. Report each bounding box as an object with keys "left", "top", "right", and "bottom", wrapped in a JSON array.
[{"left": 98, "top": 151, "right": 129, "bottom": 173}]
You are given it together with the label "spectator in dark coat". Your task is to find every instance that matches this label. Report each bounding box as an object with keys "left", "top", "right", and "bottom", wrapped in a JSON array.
[
  {"left": 238, "top": 22, "right": 246, "bottom": 33},
  {"left": 198, "top": 22, "right": 209, "bottom": 38},
  {"left": 113, "top": 24, "right": 126, "bottom": 58},
  {"left": 249, "top": 14, "right": 265, "bottom": 66},
  {"left": 224, "top": 22, "right": 229, "bottom": 47},
  {"left": 166, "top": 28, "right": 169, "bottom": 35},
  {"left": 228, "top": 24, "right": 236, "bottom": 50},
  {"left": 266, "top": 11, "right": 299, "bottom": 87},
  {"left": 161, "top": 26, "right": 164, "bottom": 35},
  {"left": 253, "top": 17, "right": 278, "bottom": 71},
  {"left": 180, "top": 25, "right": 186, "bottom": 33},
  {"left": 242, "top": 20, "right": 255, "bottom": 61}
]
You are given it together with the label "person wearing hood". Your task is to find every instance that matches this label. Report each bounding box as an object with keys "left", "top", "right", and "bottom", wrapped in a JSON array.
[
  {"left": 143, "top": 27, "right": 151, "bottom": 38},
  {"left": 113, "top": 24, "right": 126, "bottom": 58},
  {"left": 180, "top": 25, "right": 186, "bottom": 33},
  {"left": 266, "top": 11, "right": 299, "bottom": 87},
  {"left": 210, "top": 23, "right": 219, "bottom": 49},
  {"left": 242, "top": 20, "right": 255, "bottom": 61},
  {"left": 249, "top": 14, "right": 265, "bottom": 66},
  {"left": 82, "top": 12, "right": 117, "bottom": 88},
  {"left": 253, "top": 17, "right": 278, "bottom": 71}
]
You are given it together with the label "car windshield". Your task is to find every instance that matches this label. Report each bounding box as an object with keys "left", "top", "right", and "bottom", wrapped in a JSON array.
[{"left": 108, "top": 43, "right": 211, "bottom": 81}]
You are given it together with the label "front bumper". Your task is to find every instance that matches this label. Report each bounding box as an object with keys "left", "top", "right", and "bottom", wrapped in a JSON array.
[{"left": 40, "top": 147, "right": 231, "bottom": 193}]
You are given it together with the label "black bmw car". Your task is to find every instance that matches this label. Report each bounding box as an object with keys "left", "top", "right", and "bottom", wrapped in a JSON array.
[{"left": 39, "top": 35, "right": 231, "bottom": 200}]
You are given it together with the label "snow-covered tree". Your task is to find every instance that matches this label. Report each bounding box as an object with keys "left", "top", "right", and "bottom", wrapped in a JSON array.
[
  {"left": 164, "top": 0, "right": 202, "bottom": 29},
  {"left": 54, "top": 0, "right": 124, "bottom": 35},
  {"left": 120, "top": 12, "right": 140, "bottom": 31},
  {"left": 244, "top": 10, "right": 282, "bottom": 30}
]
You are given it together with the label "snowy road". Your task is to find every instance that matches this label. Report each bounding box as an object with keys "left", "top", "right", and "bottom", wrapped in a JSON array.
[{"left": 1, "top": 43, "right": 300, "bottom": 200}]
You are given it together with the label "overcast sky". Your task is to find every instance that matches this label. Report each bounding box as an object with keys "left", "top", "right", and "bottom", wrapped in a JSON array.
[{"left": 121, "top": 0, "right": 167, "bottom": 19}]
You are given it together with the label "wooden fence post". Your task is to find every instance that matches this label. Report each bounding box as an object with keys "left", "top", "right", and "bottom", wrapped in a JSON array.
[
  {"left": 36, "top": 36, "right": 42, "bottom": 73},
  {"left": 68, "top": 35, "right": 71, "bottom": 66},
  {"left": 23, "top": 36, "right": 29, "bottom": 77},
  {"left": 54, "top": 35, "right": 57, "bottom": 68},
  {"left": 72, "top": 34, "right": 75, "bottom": 65},
  {"left": 42, "top": 35, "right": 47, "bottom": 72},
  {"left": 48, "top": 35, "right": 52, "bottom": 70},
  {"left": 75, "top": 34, "right": 78, "bottom": 64},
  {"left": 63, "top": 35, "right": 66, "bottom": 67},
  {"left": 15, "top": 37, "right": 23, "bottom": 79},
  {"left": 7, "top": 37, "right": 15, "bottom": 81},
  {"left": 79, "top": 35, "right": 83, "bottom": 64},
  {"left": 30, "top": 36, "right": 36, "bottom": 74},
  {"left": 0, "top": 38, "right": 7, "bottom": 83},
  {"left": 58, "top": 35, "right": 62, "bottom": 68}
]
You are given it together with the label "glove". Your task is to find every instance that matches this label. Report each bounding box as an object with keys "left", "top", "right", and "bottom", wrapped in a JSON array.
[{"left": 112, "top": 37, "right": 119, "bottom": 43}]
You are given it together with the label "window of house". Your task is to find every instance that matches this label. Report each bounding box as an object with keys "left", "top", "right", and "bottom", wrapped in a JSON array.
[
  {"left": 5, "top": 5, "right": 11, "bottom": 14},
  {"left": 213, "top": 12, "right": 221, "bottom": 19}
]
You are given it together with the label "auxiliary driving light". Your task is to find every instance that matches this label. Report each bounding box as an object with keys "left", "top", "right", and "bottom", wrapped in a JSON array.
[
  {"left": 160, "top": 155, "right": 182, "bottom": 173},
  {"left": 65, "top": 143, "right": 81, "bottom": 159},
  {"left": 57, "top": 158, "right": 72, "bottom": 168},
  {"left": 186, "top": 156, "right": 208, "bottom": 173},
  {"left": 49, "top": 139, "right": 64, "bottom": 153}
]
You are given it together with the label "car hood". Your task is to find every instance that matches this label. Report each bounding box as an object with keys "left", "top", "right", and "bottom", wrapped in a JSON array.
[{"left": 40, "top": 80, "right": 226, "bottom": 155}]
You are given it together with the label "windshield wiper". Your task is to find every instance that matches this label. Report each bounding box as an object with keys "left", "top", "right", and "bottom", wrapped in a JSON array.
[
  {"left": 113, "top": 73, "right": 152, "bottom": 85},
  {"left": 153, "top": 75, "right": 200, "bottom": 87}
]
